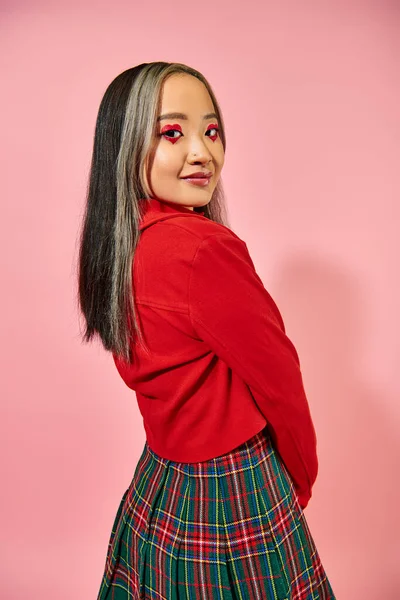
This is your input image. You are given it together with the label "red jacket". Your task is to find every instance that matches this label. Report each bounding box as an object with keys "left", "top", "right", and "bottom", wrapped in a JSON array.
[{"left": 113, "top": 197, "right": 318, "bottom": 508}]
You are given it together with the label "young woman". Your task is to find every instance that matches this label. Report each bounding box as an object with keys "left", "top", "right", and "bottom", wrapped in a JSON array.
[{"left": 78, "top": 62, "right": 336, "bottom": 599}]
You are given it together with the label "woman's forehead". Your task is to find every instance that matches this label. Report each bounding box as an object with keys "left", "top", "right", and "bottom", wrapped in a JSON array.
[{"left": 159, "top": 74, "right": 214, "bottom": 116}]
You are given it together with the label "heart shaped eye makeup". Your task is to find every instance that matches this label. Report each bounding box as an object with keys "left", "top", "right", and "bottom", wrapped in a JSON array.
[{"left": 159, "top": 122, "right": 220, "bottom": 144}]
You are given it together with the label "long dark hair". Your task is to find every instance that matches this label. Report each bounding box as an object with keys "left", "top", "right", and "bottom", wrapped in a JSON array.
[{"left": 77, "top": 62, "right": 230, "bottom": 363}]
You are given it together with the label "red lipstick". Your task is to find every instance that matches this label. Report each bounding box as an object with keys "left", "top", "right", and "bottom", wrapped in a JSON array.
[{"left": 180, "top": 171, "right": 212, "bottom": 187}]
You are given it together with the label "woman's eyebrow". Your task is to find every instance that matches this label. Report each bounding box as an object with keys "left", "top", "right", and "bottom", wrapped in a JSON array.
[{"left": 157, "top": 112, "right": 218, "bottom": 121}]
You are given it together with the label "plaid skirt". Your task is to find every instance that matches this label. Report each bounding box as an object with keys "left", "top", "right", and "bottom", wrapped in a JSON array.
[{"left": 96, "top": 426, "right": 336, "bottom": 599}]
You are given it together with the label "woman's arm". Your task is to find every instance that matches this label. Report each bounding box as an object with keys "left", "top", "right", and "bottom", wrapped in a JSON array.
[{"left": 189, "top": 232, "right": 318, "bottom": 509}]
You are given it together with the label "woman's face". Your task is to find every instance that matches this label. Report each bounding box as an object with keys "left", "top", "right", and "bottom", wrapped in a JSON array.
[{"left": 143, "top": 73, "right": 225, "bottom": 211}]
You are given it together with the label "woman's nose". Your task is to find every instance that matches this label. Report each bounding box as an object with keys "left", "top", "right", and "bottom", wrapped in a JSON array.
[{"left": 187, "top": 144, "right": 212, "bottom": 163}]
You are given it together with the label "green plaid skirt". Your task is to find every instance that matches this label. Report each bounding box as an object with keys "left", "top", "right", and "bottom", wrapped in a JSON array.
[{"left": 96, "top": 426, "right": 335, "bottom": 599}]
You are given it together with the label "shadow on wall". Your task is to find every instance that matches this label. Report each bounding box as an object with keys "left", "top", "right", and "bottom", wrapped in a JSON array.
[{"left": 273, "top": 253, "right": 400, "bottom": 600}]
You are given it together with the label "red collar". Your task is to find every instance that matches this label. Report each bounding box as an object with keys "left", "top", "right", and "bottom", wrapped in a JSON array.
[{"left": 139, "top": 197, "right": 206, "bottom": 232}]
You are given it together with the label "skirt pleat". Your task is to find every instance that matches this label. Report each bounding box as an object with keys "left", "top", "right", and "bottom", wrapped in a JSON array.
[{"left": 96, "top": 426, "right": 336, "bottom": 600}]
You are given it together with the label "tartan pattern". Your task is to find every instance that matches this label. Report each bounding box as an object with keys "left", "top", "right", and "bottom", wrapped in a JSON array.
[{"left": 96, "top": 427, "right": 335, "bottom": 599}]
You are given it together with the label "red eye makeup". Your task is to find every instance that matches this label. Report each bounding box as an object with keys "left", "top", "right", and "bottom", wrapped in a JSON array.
[
  {"left": 160, "top": 123, "right": 183, "bottom": 144},
  {"left": 206, "top": 123, "right": 219, "bottom": 142},
  {"left": 159, "top": 122, "right": 220, "bottom": 144}
]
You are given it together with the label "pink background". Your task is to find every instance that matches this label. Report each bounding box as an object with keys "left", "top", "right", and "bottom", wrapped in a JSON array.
[{"left": 1, "top": 1, "right": 399, "bottom": 598}]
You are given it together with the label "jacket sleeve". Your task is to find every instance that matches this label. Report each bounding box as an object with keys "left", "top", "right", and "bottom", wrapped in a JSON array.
[{"left": 188, "top": 232, "right": 318, "bottom": 509}]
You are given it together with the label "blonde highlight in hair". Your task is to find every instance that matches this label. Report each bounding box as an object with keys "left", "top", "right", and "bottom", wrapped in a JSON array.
[{"left": 77, "top": 62, "right": 230, "bottom": 363}]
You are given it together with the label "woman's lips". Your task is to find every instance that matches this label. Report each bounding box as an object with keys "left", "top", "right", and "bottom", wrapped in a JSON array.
[
  {"left": 181, "top": 176, "right": 211, "bottom": 187},
  {"left": 183, "top": 178, "right": 210, "bottom": 187}
]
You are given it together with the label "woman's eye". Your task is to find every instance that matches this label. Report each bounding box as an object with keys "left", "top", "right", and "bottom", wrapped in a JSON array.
[
  {"left": 159, "top": 126, "right": 220, "bottom": 142},
  {"left": 161, "top": 129, "right": 182, "bottom": 139},
  {"left": 206, "top": 126, "right": 219, "bottom": 141}
]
